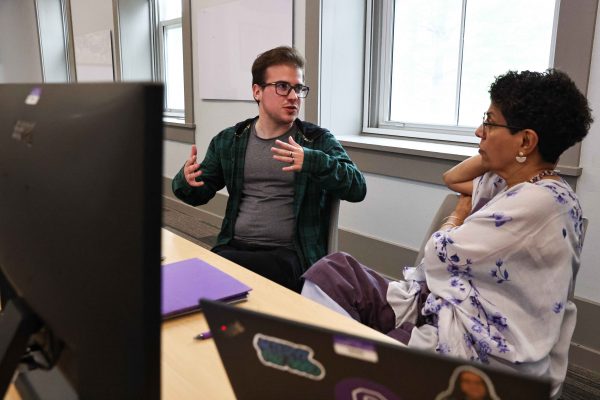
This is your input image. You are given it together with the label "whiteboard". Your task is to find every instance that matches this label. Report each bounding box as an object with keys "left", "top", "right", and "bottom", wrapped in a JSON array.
[
  {"left": 196, "top": 0, "right": 293, "bottom": 101},
  {"left": 74, "top": 29, "right": 114, "bottom": 82}
]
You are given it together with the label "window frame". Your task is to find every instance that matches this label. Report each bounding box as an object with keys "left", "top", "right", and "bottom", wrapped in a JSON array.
[
  {"left": 363, "top": 0, "right": 561, "bottom": 145},
  {"left": 150, "top": 0, "right": 195, "bottom": 138},
  {"left": 158, "top": 17, "right": 185, "bottom": 118},
  {"left": 341, "top": 0, "right": 598, "bottom": 184}
]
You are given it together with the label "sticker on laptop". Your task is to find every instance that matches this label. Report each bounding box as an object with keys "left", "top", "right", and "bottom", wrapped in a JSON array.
[
  {"left": 25, "top": 87, "right": 42, "bottom": 105},
  {"left": 335, "top": 378, "right": 401, "bottom": 400},
  {"left": 333, "top": 335, "right": 379, "bottom": 363},
  {"left": 11, "top": 120, "right": 36, "bottom": 146},
  {"left": 253, "top": 333, "right": 325, "bottom": 380},
  {"left": 434, "top": 365, "right": 500, "bottom": 400}
]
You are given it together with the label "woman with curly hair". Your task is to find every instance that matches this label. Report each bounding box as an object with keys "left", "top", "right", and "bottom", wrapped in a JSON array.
[{"left": 302, "top": 69, "right": 593, "bottom": 399}]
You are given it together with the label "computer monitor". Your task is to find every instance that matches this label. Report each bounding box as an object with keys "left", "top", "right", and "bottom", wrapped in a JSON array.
[{"left": 0, "top": 83, "right": 163, "bottom": 399}]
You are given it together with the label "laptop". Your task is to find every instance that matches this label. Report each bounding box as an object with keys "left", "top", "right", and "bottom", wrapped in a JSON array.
[{"left": 201, "top": 299, "right": 551, "bottom": 400}]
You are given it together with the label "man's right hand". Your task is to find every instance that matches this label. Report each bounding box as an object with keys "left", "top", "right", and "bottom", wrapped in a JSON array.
[{"left": 184, "top": 145, "right": 204, "bottom": 187}]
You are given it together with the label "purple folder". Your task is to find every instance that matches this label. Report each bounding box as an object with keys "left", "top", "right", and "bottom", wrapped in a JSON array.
[{"left": 162, "top": 258, "right": 252, "bottom": 319}]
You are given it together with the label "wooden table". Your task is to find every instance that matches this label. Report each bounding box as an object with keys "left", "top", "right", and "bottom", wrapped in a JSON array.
[{"left": 160, "top": 229, "right": 398, "bottom": 399}]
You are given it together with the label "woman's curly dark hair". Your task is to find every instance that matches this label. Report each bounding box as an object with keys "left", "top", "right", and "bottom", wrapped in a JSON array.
[{"left": 489, "top": 69, "right": 593, "bottom": 163}]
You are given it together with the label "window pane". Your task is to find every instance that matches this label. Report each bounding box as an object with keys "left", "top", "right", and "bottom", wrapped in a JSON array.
[
  {"left": 158, "top": 0, "right": 181, "bottom": 22},
  {"left": 458, "top": 0, "right": 555, "bottom": 127},
  {"left": 390, "top": 0, "right": 462, "bottom": 125},
  {"left": 387, "top": 0, "right": 556, "bottom": 131},
  {"left": 164, "top": 24, "right": 184, "bottom": 112}
]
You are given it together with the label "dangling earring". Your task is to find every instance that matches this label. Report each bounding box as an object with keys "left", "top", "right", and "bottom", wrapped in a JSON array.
[{"left": 516, "top": 151, "right": 527, "bottom": 163}]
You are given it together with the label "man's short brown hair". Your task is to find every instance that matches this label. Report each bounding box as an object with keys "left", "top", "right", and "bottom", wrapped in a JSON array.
[{"left": 251, "top": 46, "right": 305, "bottom": 85}]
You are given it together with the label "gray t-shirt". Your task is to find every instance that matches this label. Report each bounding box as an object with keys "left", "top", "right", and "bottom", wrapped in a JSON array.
[{"left": 233, "top": 122, "right": 296, "bottom": 247}]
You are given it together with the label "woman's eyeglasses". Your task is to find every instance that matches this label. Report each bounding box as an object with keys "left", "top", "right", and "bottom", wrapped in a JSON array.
[{"left": 481, "top": 112, "right": 524, "bottom": 134}]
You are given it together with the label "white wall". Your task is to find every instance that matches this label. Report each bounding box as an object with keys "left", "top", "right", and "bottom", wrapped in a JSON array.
[
  {"left": 0, "top": 0, "right": 42, "bottom": 83},
  {"left": 574, "top": 4, "right": 600, "bottom": 304},
  {"left": 69, "top": 0, "right": 113, "bottom": 37},
  {"left": 340, "top": 173, "right": 450, "bottom": 250},
  {"left": 320, "top": 0, "right": 364, "bottom": 137}
]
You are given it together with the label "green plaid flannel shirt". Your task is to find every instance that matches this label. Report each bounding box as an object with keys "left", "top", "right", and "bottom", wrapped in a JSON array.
[{"left": 172, "top": 117, "right": 366, "bottom": 270}]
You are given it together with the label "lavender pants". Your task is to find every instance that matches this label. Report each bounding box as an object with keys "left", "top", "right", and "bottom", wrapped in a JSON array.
[{"left": 303, "top": 252, "right": 428, "bottom": 344}]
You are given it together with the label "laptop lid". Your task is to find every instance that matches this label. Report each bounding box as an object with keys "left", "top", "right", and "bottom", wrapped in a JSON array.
[{"left": 201, "top": 299, "right": 551, "bottom": 400}]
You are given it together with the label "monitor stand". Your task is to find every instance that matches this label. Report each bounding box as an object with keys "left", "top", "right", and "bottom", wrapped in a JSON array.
[
  {"left": 0, "top": 269, "right": 16, "bottom": 310},
  {"left": 15, "top": 367, "right": 78, "bottom": 400},
  {"left": 0, "top": 298, "right": 41, "bottom": 398}
]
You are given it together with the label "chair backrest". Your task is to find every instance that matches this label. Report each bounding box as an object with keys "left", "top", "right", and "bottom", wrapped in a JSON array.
[
  {"left": 570, "top": 217, "right": 589, "bottom": 299},
  {"left": 414, "top": 193, "right": 459, "bottom": 266},
  {"left": 581, "top": 217, "right": 589, "bottom": 245},
  {"left": 327, "top": 198, "right": 341, "bottom": 254}
]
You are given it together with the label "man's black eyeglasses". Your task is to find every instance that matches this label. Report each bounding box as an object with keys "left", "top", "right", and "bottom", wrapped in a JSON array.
[
  {"left": 481, "top": 112, "right": 524, "bottom": 134},
  {"left": 260, "top": 81, "right": 310, "bottom": 98}
]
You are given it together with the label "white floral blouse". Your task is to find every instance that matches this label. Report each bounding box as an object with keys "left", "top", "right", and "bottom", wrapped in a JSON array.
[{"left": 389, "top": 172, "right": 584, "bottom": 398}]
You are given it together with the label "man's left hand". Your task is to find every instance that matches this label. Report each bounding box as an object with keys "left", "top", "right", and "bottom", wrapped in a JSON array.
[{"left": 272, "top": 136, "right": 304, "bottom": 172}]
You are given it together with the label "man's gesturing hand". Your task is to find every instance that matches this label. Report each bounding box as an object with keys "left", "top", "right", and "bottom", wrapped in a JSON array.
[{"left": 184, "top": 145, "right": 204, "bottom": 187}]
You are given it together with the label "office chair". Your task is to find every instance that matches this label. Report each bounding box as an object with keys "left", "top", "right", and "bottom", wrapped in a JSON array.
[
  {"left": 414, "top": 193, "right": 460, "bottom": 266},
  {"left": 0, "top": 270, "right": 16, "bottom": 311},
  {"left": 569, "top": 217, "right": 589, "bottom": 299},
  {"left": 327, "top": 198, "right": 341, "bottom": 254},
  {"left": 581, "top": 217, "right": 589, "bottom": 248},
  {"left": 555, "top": 216, "right": 589, "bottom": 400}
]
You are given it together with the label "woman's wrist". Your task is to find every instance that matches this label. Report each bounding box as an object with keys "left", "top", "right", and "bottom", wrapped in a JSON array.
[
  {"left": 442, "top": 215, "right": 464, "bottom": 224},
  {"left": 439, "top": 214, "right": 465, "bottom": 230}
]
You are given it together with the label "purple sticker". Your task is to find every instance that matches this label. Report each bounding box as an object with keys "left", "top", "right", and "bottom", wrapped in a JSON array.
[
  {"left": 333, "top": 335, "right": 379, "bottom": 363},
  {"left": 334, "top": 336, "right": 376, "bottom": 351},
  {"left": 335, "top": 378, "right": 402, "bottom": 400},
  {"left": 25, "top": 87, "right": 42, "bottom": 105}
]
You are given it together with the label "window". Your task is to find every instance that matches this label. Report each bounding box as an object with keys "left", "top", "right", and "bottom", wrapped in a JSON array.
[
  {"left": 154, "top": 0, "right": 186, "bottom": 120},
  {"left": 366, "top": 0, "right": 557, "bottom": 142}
]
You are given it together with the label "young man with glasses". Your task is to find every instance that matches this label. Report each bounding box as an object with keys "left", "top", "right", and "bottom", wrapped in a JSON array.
[{"left": 172, "top": 46, "right": 366, "bottom": 292}]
